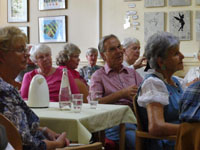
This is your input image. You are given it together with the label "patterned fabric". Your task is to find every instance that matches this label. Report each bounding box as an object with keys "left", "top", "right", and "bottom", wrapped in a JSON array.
[
  {"left": 0, "top": 78, "right": 46, "bottom": 150},
  {"left": 90, "top": 63, "right": 143, "bottom": 150},
  {"left": 90, "top": 63, "right": 143, "bottom": 108},
  {"left": 79, "top": 65, "right": 101, "bottom": 85},
  {"left": 179, "top": 81, "right": 200, "bottom": 122},
  {"left": 137, "top": 73, "right": 183, "bottom": 150}
]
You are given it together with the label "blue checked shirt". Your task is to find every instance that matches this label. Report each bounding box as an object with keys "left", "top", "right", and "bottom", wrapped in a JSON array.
[{"left": 179, "top": 80, "right": 200, "bottom": 122}]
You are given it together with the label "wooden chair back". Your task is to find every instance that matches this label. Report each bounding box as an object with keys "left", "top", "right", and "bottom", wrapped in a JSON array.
[
  {"left": 58, "top": 142, "right": 103, "bottom": 150},
  {"left": 75, "top": 79, "right": 89, "bottom": 103},
  {"left": 175, "top": 122, "right": 200, "bottom": 150},
  {"left": 0, "top": 114, "right": 22, "bottom": 150},
  {"left": 133, "top": 96, "right": 176, "bottom": 150}
]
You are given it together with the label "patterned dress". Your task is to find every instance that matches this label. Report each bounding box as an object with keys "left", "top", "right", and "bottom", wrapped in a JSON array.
[{"left": 0, "top": 78, "right": 46, "bottom": 150}]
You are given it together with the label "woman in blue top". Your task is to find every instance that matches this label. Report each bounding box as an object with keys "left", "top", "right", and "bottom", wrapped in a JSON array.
[{"left": 137, "top": 32, "right": 184, "bottom": 150}]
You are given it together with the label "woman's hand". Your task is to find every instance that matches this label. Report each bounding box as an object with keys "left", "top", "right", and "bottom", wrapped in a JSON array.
[
  {"left": 186, "top": 78, "right": 200, "bottom": 87},
  {"left": 42, "top": 127, "right": 60, "bottom": 140},
  {"left": 133, "top": 57, "right": 146, "bottom": 69},
  {"left": 56, "top": 132, "right": 70, "bottom": 147}
]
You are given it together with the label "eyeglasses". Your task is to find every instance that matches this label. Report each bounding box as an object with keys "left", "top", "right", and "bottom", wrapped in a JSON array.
[{"left": 1, "top": 47, "right": 28, "bottom": 54}]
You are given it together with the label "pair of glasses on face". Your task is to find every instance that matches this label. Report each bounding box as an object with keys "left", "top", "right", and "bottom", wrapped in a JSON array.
[
  {"left": 14, "top": 47, "right": 28, "bottom": 54},
  {"left": 1, "top": 47, "right": 28, "bottom": 54}
]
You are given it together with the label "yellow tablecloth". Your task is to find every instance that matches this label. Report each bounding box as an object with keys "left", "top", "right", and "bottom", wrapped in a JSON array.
[{"left": 31, "top": 102, "right": 136, "bottom": 144}]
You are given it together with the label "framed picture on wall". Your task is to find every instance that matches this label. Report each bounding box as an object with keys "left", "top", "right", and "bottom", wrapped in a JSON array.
[
  {"left": 18, "top": 26, "right": 29, "bottom": 43},
  {"left": 38, "top": 16, "right": 67, "bottom": 43},
  {"left": 8, "top": 0, "right": 28, "bottom": 22},
  {"left": 39, "top": 0, "right": 67, "bottom": 10}
]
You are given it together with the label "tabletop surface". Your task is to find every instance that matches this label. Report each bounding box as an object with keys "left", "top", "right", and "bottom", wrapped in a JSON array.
[{"left": 31, "top": 102, "right": 136, "bottom": 144}]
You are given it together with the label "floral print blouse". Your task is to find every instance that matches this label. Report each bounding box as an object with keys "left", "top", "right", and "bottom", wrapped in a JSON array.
[{"left": 0, "top": 78, "right": 46, "bottom": 150}]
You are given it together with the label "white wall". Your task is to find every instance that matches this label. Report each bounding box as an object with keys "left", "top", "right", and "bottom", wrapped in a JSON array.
[{"left": 0, "top": 0, "right": 200, "bottom": 76}]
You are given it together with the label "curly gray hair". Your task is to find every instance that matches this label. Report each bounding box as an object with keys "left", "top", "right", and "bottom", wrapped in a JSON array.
[
  {"left": 145, "top": 32, "right": 180, "bottom": 70},
  {"left": 56, "top": 43, "right": 81, "bottom": 66}
]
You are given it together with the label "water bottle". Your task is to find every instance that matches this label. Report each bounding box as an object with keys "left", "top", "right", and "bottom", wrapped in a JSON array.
[{"left": 59, "top": 68, "right": 72, "bottom": 110}]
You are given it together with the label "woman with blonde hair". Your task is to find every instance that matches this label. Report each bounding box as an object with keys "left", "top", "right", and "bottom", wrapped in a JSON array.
[{"left": 0, "top": 26, "right": 70, "bottom": 150}]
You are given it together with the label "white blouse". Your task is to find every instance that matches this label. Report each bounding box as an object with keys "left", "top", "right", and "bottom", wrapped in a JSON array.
[{"left": 137, "top": 75, "right": 169, "bottom": 108}]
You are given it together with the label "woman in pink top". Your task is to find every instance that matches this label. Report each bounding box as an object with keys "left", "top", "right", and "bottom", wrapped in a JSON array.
[
  {"left": 20, "top": 44, "right": 79, "bottom": 102},
  {"left": 56, "top": 43, "right": 88, "bottom": 86}
]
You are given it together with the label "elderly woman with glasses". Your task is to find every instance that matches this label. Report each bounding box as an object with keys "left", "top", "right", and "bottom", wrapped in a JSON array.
[
  {"left": 137, "top": 32, "right": 184, "bottom": 150},
  {"left": 0, "top": 26, "right": 70, "bottom": 150},
  {"left": 56, "top": 43, "right": 87, "bottom": 86},
  {"left": 20, "top": 44, "right": 79, "bottom": 102}
]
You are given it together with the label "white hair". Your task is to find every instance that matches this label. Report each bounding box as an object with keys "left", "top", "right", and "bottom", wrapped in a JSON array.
[{"left": 30, "top": 44, "right": 51, "bottom": 63}]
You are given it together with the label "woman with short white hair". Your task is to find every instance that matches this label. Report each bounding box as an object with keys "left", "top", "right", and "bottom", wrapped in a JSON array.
[{"left": 21, "top": 44, "right": 79, "bottom": 102}]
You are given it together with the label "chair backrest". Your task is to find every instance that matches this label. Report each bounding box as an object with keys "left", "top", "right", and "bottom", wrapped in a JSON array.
[
  {"left": 133, "top": 95, "right": 143, "bottom": 131},
  {"left": 75, "top": 79, "right": 89, "bottom": 103},
  {"left": 175, "top": 122, "right": 200, "bottom": 150},
  {"left": 0, "top": 114, "right": 22, "bottom": 150},
  {"left": 60, "top": 142, "right": 103, "bottom": 150}
]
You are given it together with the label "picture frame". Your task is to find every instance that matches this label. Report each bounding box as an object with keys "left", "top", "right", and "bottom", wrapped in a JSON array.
[
  {"left": 38, "top": 16, "right": 67, "bottom": 43},
  {"left": 8, "top": 0, "right": 28, "bottom": 22},
  {"left": 39, "top": 0, "right": 67, "bottom": 10},
  {"left": 18, "top": 26, "right": 29, "bottom": 43}
]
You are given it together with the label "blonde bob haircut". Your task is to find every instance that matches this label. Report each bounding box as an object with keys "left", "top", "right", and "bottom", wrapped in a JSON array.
[{"left": 0, "top": 26, "right": 27, "bottom": 52}]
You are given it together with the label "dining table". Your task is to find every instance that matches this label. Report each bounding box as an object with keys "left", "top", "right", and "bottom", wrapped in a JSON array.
[{"left": 31, "top": 102, "right": 136, "bottom": 150}]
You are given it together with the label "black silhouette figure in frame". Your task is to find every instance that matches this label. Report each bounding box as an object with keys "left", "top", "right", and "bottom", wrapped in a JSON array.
[{"left": 174, "top": 13, "right": 185, "bottom": 31}]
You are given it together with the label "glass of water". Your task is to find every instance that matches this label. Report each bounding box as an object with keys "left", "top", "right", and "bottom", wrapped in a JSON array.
[
  {"left": 72, "top": 94, "right": 83, "bottom": 113},
  {"left": 88, "top": 91, "right": 101, "bottom": 109}
]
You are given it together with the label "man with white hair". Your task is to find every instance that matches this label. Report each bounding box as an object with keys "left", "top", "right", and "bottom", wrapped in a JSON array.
[{"left": 79, "top": 47, "right": 101, "bottom": 85}]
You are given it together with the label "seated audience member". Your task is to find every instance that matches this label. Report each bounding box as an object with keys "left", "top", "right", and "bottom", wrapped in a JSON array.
[
  {"left": 56, "top": 43, "right": 87, "bottom": 86},
  {"left": 0, "top": 26, "right": 69, "bottom": 150},
  {"left": 121, "top": 37, "right": 147, "bottom": 78},
  {"left": 15, "top": 44, "right": 38, "bottom": 83},
  {"left": 137, "top": 32, "right": 184, "bottom": 150},
  {"left": 90, "top": 34, "right": 143, "bottom": 150},
  {"left": 20, "top": 44, "right": 79, "bottom": 102},
  {"left": 79, "top": 48, "right": 101, "bottom": 85},
  {"left": 183, "top": 49, "right": 200, "bottom": 87}
]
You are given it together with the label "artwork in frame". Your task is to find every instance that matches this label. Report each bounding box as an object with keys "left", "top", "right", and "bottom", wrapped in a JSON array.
[
  {"left": 18, "top": 26, "right": 29, "bottom": 42},
  {"left": 168, "top": 0, "right": 190, "bottom": 6},
  {"left": 124, "top": 0, "right": 140, "bottom": 2},
  {"left": 39, "top": 16, "right": 67, "bottom": 43},
  {"left": 39, "top": 0, "right": 67, "bottom": 10},
  {"left": 169, "top": 11, "right": 191, "bottom": 41},
  {"left": 196, "top": 11, "right": 200, "bottom": 40},
  {"left": 144, "top": 12, "right": 165, "bottom": 41},
  {"left": 8, "top": 0, "right": 28, "bottom": 22},
  {"left": 144, "top": 0, "right": 164, "bottom": 7}
]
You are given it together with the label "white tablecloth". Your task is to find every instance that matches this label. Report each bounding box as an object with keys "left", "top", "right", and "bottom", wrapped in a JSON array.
[{"left": 31, "top": 102, "right": 136, "bottom": 144}]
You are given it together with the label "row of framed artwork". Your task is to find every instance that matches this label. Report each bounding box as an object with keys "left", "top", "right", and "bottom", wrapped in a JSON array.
[
  {"left": 19, "top": 16, "right": 67, "bottom": 43},
  {"left": 8, "top": 0, "right": 66, "bottom": 22}
]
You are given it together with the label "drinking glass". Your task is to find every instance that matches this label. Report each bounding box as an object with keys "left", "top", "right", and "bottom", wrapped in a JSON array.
[
  {"left": 88, "top": 91, "right": 101, "bottom": 109},
  {"left": 72, "top": 94, "right": 83, "bottom": 113}
]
